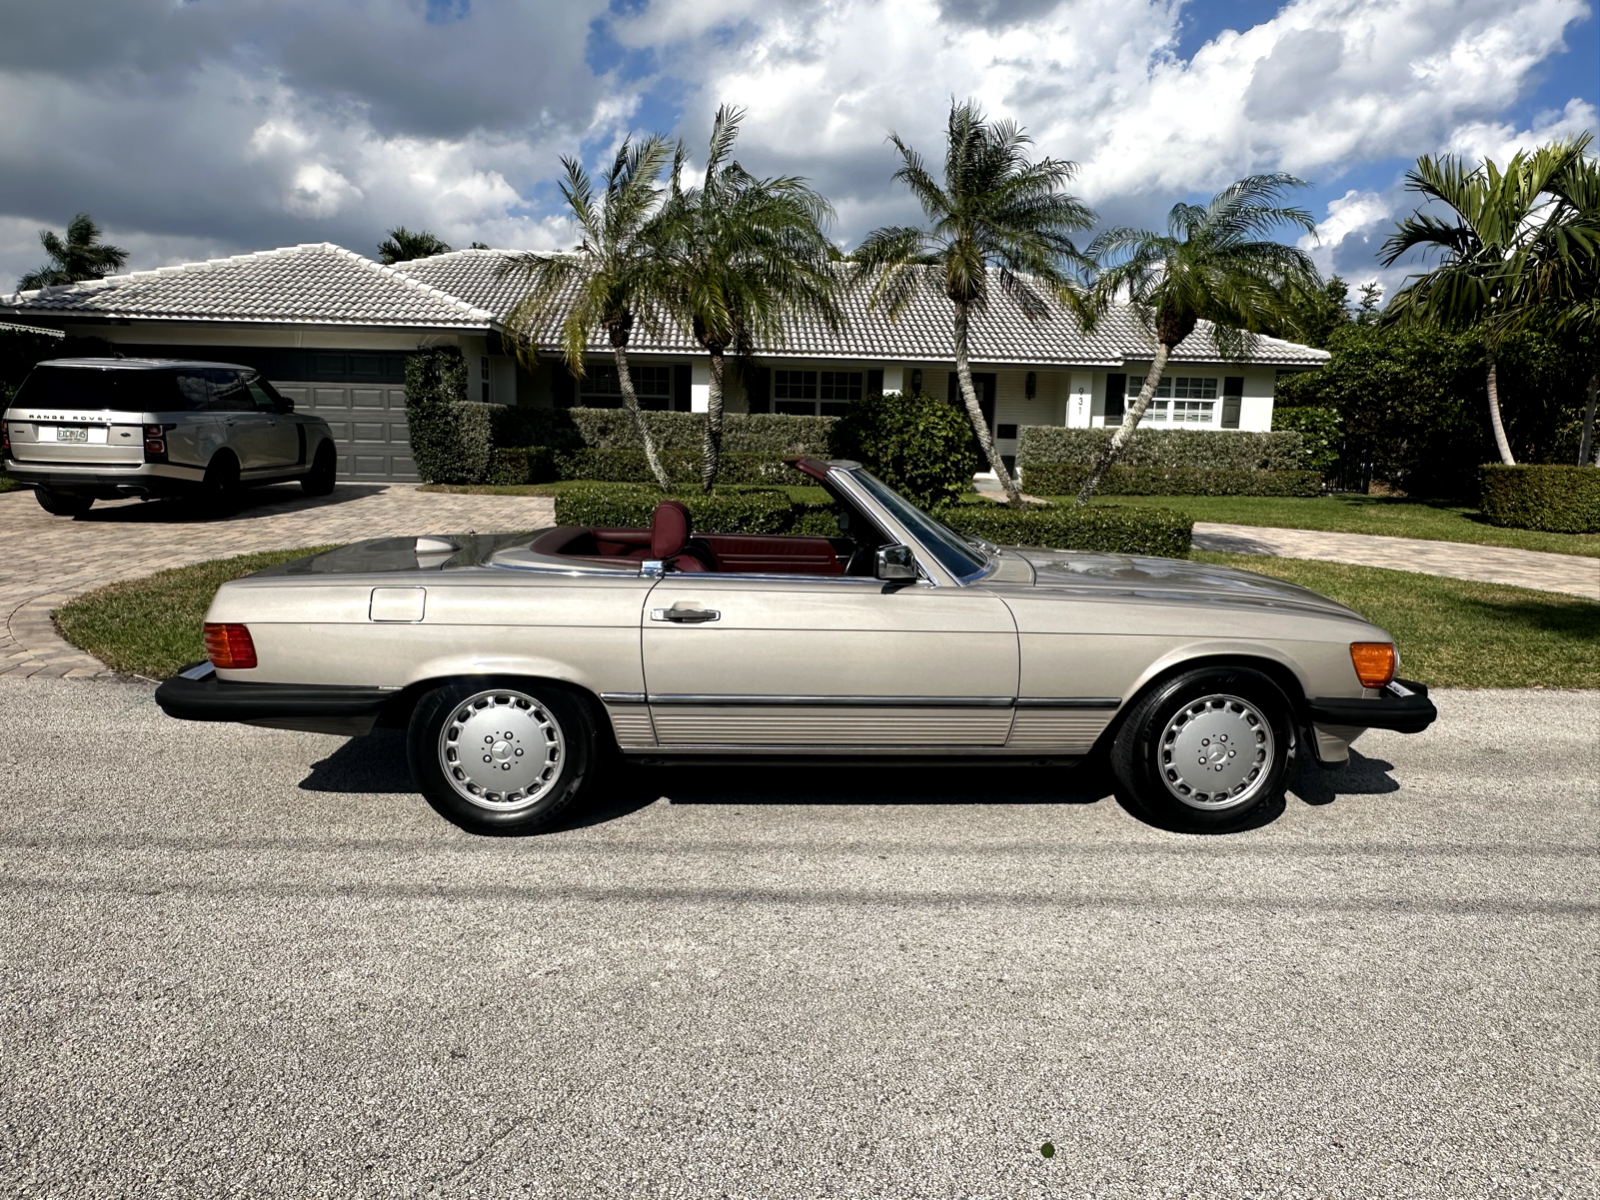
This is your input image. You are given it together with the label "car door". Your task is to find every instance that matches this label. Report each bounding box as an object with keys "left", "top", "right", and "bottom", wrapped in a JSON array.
[
  {"left": 641, "top": 573, "right": 1019, "bottom": 747},
  {"left": 204, "top": 369, "right": 271, "bottom": 470},
  {"left": 241, "top": 372, "right": 301, "bottom": 467}
]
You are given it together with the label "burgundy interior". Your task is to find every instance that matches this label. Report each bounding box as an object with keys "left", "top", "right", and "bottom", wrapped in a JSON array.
[{"left": 529, "top": 497, "right": 850, "bottom": 575}]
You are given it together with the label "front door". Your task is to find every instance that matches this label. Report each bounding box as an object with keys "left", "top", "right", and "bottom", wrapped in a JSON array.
[{"left": 641, "top": 574, "right": 1019, "bottom": 747}]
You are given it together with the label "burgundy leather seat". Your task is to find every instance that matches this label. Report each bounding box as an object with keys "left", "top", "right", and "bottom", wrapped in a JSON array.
[{"left": 651, "top": 500, "right": 717, "bottom": 572}]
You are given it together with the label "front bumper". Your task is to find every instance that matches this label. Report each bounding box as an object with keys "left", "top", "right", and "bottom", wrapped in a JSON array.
[
  {"left": 1307, "top": 679, "right": 1438, "bottom": 735},
  {"left": 154, "top": 662, "right": 396, "bottom": 736}
]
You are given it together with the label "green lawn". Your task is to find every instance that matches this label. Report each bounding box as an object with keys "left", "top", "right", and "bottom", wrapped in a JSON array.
[
  {"left": 0, "top": 471, "right": 21, "bottom": 493},
  {"left": 1050, "top": 493, "right": 1600, "bottom": 558},
  {"left": 54, "top": 546, "right": 335, "bottom": 679},
  {"left": 1193, "top": 550, "right": 1600, "bottom": 689}
]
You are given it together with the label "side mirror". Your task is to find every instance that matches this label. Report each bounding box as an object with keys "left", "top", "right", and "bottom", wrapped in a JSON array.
[{"left": 875, "top": 544, "right": 918, "bottom": 584}]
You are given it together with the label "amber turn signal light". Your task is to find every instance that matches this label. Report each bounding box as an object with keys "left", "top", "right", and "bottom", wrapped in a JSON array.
[
  {"left": 1349, "top": 642, "right": 1396, "bottom": 689},
  {"left": 204, "top": 622, "right": 257, "bottom": 670}
]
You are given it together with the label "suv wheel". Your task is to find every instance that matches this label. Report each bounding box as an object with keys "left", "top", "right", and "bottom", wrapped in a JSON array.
[
  {"left": 34, "top": 488, "right": 94, "bottom": 516},
  {"left": 407, "top": 681, "right": 595, "bottom": 835},
  {"left": 1111, "top": 667, "right": 1295, "bottom": 833},
  {"left": 301, "top": 441, "right": 336, "bottom": 496},
  {"left": 200, "top": 451, "right": 240, "bottom": 513}
]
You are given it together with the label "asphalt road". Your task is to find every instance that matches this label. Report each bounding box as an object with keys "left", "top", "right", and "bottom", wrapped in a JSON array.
[{"left": 0, "top": 679, "right": 1594, "bottom": 1199}]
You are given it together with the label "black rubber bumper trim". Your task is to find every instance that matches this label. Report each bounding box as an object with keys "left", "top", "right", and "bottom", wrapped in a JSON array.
[
  {"left": 1306, "top": 678, "right": 1438, "bottom": 734},
  {"left": 155, "top": 663, "right": 394, "bottom": 724}
]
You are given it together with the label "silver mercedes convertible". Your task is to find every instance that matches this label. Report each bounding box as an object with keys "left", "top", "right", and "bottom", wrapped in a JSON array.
[{"left": 156, "top": 457, "right": 1436, "bottom": 834}]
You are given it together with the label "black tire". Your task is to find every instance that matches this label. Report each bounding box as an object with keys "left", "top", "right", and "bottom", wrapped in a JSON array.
[
  {"left": 407, "top": 680, "right": 594, "bottom": 835},
  {"left": 199, "top": 451, "right": 240, "bottom": 514},
  {"left": 1110, "top": 666, "right": 1296, "bottom": 833},
  {"left": 301, "top": 441, "right": 336, "bottom": 496},
  {"left": 34, "top": 487, "right": 94, "bottom": 516}
]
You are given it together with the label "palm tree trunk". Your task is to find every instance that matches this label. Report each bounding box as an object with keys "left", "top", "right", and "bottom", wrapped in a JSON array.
[
  {"left": 1485, "top": 352, "right": 1515, "bottom": 466},
  {"left": 953, "top": 302, "right": 1023, "bottom": 509},
  {"left": 1074, "top": 344, "right": 1171, "bottom": 507},
  {"left": 612, "top": 342, "right": 673, "bottom": 491},
  {"left": 700, "top": 349, "right": 726, "bottom": 493},
  {"left": 1578, "top": 365, "right": 1598, "bottom": 467}
]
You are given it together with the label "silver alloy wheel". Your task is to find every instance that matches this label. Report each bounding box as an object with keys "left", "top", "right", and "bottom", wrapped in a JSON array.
[
  {"left": 1157, "top": 692, "right": 1276, "bottom": 811},
  {"left": 438, "top": 689, "right": 565, "bottom": 813}
]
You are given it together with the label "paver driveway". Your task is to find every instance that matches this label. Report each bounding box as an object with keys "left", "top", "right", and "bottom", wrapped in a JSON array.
[{"left": 0, "top": 484, "right": 555, "bottom": 679}]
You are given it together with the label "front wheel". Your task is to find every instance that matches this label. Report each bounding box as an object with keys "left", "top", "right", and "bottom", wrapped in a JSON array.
[
  {"left": 35, "top": 488, "right": 94, "bottom": 516},
  {"left": 406, "top": 681, "right": 594, "bottom": 835},
  {"left": 1111, "top": 667, "right": 1295, "bottom": 833}
]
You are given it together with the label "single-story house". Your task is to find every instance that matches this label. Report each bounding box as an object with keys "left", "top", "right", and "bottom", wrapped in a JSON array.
[{"left": 0, "top": 242, "right": 1329, "bottom": 482}]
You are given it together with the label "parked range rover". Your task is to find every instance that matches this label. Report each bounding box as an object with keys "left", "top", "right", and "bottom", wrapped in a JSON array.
[{"left": 1, "top": 358, "right": 338, "bottom": 515}]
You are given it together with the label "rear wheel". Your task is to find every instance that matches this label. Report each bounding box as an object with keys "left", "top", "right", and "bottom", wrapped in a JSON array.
[
  {"left": 301, "top": 441, "right": 336, "bottom": 496},
  {"left": 407, "top": 681, "right": 594, "bottom": 835},
  {"left": 200, "top": 451, "right": 240, "bottom": 513},
  {"left": 1111, "top": 667, "right": 1295, "bottom": 833},
  {"left": 34, "top": 488, "right": 94, "bottom": 516}
]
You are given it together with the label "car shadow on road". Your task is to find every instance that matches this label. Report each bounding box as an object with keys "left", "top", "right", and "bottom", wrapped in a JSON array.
[
  {"left": 297, "top": 732, "right": 1402, "bottom": 836},
  {"left": 62, "top": 483, "right": 392, "bottom": 524}
]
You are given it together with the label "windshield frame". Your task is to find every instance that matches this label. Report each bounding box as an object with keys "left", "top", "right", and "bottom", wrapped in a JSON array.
[{"left": 835, "top": 466, "right": 994, "bottom": 585}]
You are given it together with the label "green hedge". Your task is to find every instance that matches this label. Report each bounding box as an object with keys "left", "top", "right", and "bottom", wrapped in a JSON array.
[
  {"left": 941, "top": 504, "right": 1192, "bottom": 558},
  {"left": 1270, "top": 406, "right": 1342, "bottom": 476},
  {"left": 1480, "top": 465, "right": 1600, "bottom": 533},
  {"left": 1022, "top": 463, "right": 1322, "bottom": 497},
  {"left": 1016, "top": 427, "right": 1305, "bottom": 470},
  {"left": 487, "top": 446, "right": 794, "bottom": 487},
  {"left": 828, "top": 391, "right": 980, "bottom": 509},
  {"left": 404, "top": 348, "right": 490, "bottom": 485},
  {"left": 553, "top": 485, "right": 805, "bottom": 536},
  {"left": 489, "top": 407, "right": 836, "bottom": 456}
]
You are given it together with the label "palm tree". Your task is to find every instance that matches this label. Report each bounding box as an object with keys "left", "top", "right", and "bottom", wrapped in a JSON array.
[
  {"left": 853, "top": 100, "right": 1095, "bottom": 509},
  {"left": 656, "top": 105, "right": 840, "bottom": 491},
  {"left": 497, "top": 138, "right": 676, "bottom": 491},
  {"left": 1380, "top": 142, "right": 1588, "bottom": 465},
  {"left": 377, "top": 227, "right": 453, "bottom": 265},
  {"left": 1073, "top": 175, "right": 1318, "bottom": 507},
  {"left": 17, "top": 214, "right": 128, "bottom": 291}
]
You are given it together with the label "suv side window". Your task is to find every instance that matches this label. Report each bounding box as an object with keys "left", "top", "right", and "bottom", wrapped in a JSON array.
[
  {"left": 174, "top": 371, "right": 212, "bottom": 411},
  {"left": 240, "top": 370, "right": 288, "bottom": 413},
  {"left": 204, "top": 369, "right": 253, "bottom": 413}
]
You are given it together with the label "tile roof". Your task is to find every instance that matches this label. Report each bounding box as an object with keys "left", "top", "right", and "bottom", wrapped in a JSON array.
[
  {"left": 0, "top": 243, "right": 495, "bottom": 330},
  {"left": 394, "top": 249, "right": 1330, "bottom": 367}
]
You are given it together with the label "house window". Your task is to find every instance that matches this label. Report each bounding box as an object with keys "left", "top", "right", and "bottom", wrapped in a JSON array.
[
  {"left": 774, "top": 369, "right": 861, "bottom": 416},
  {"left": 579, "top": 362, "right": 673, "bottom": 409},
  {"left": 481, "top": 356, "right": 491, "bottom": 404},
  {"left": 1125, "top": 375, "right": 1216, "bottom": 424}
]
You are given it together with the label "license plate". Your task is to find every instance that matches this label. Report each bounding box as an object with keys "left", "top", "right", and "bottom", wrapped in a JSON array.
[{"left": 56, "top": 427, "right": 89, "bottom": 442}]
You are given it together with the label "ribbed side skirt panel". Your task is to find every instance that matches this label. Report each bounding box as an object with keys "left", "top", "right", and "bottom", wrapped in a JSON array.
[
  {"left": 1007, "top": 711, "right": 1113, "bottom": 750},
  {"left": 605, "top": 707, "right": 656, "bottom": 748},
  {"left": 650, "top": 706, "right": 1013, "bottom": 746}
]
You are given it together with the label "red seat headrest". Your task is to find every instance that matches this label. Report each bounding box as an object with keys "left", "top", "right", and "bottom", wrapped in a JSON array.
[{"left": 651, "top": 500, "right": 692, "bottom": 560}]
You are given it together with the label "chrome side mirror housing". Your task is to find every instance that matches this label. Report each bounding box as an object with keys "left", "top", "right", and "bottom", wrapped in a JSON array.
[{"left": 875, "top": 544, "right": 918, "bottom": 584}]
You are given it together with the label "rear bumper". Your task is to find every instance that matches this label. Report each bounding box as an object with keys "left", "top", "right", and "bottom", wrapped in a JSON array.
[
  {"left": 154, "top": 662, "right": 395, "bottom": 736},
  {"left": 4, "top": 458, "right": 204, "bottom": 496},
  {"left": 1307, "top": 679, "right": 1438, "bottom": 735}
]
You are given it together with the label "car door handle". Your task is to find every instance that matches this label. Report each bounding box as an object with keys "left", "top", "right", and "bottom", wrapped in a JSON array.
[{"left": 652, "top": 605, "right": 720, "bottom": 623}]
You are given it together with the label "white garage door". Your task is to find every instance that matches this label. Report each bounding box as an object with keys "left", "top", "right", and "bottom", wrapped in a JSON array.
[{"left": 274, "top": 381, "right": 419, "bottom": 482}]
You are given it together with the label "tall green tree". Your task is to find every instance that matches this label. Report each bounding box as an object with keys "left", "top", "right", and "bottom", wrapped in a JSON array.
[
  {"left": 656, "top": 105, "right": 840, "bottom": 490},
  {"left": 1074, "top": 175, "right": 1319, "bottom": 506},
  {"left": 1379, "top": 140, "right": 1590, "bottom": 465},
  {"left": 377, "top": 227, "right": 452, "bottom": 264},
  {"left": 17, "top": 213, "right": 128, "bottom": 290},
  {"left": 497, "top": 138, "right": 676, "bottom": 491},
  {"left": 853, "top": 100, "right": 1095, "bottom": 509}
]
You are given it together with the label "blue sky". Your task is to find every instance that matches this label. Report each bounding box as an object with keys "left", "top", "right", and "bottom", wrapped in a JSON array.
[{"left": 0, "top": 0, "right": 1594, "bottom": 298}]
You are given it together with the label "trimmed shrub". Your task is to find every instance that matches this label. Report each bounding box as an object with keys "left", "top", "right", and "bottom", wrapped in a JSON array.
[
  {"left": 1017, "top": 427, "right": 1305, "bottom": 470},
  {"left": 1480, "top": 465, "right": 1600, "bottom": 533},
  {"left": 828, "top": 390, "right": 981, "bottom": 509},
  {"left": 1022, "top": 464, "right": 1322, "bottom": 497},
  {"left": 553, "top": 485, "right": 799, "bottom": 535},
  {"left": 490, "top": 407, "right": 836, "bottom": 456},
  {"left": 1270, "top": 406, "right": 1342, "bottom": 476},
  {"left": 405, "top": 348, "right": 494, "bottom": 485},
  {"left": 487, "top": 446, "right": 560, "bottom": 485},
  {"left": 486, "top": 446, "right": 795, "bottom": 487},
  {"left": 941, "top": 503, "right": 1193, "bottom": 559}
]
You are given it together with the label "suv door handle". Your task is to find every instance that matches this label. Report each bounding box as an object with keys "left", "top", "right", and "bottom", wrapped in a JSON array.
[{"left": 651, "top": 605, "right": 720, "bottom": 623}]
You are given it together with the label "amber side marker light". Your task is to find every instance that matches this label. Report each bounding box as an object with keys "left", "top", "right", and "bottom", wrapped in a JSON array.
[
  {"left": 1350, "top": 642, "right": 1397, "bottom": 689},
  {"left": 204, "top": 622, "right": 257, "bottom": 670}
]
